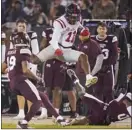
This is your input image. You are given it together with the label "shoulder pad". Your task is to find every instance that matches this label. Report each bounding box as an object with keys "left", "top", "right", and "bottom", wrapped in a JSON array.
[
  {"left": 20, "top": 48, "right": 31, "bottom": 55},
  {"left": 55, "top": 17, "right": 66, "bottom": 29},
  {"left": 28, "top": 31, "right": 37, "bottom": 39},
  {"left": 108, "top": 35, "right": 118, "bottom": 43}
]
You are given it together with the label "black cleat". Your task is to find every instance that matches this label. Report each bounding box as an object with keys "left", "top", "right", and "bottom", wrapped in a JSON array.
[{"left": 67, "top": 69, "right": 79, "bottom": 83}]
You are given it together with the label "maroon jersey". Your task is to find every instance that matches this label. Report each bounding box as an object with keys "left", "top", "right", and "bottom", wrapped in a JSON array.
[
  {"left": 82, "top": 95, "right": 129, "bottom": 125},
  {"left": 91, "top": 35, "right": 118, "bottom": 66},
  {"left": 76, "top": 39, "right": 102, "bottom": 73},
  {"left": 5, "top": 48, "right": 31, "bottom": 88},
  {"left": 42, "top": 27, "right": 53, "bottom": 47}
]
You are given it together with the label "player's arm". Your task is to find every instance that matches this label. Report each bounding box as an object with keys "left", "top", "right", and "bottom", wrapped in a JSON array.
[
  {"left": 91, "top": 42, "right": 104, "bottom": 75},
  {"left": 1, "top": 62, "right": 8, "bottom": 74},
  {"left": 20, "top": 49, "right": 41, "bottom": 81},
  {"left": 40, "top": 31, "right": 47, "bottom": 50},
  {"left": 49, "top": 20, "right": 63, "bottom": 50},
  {"left": 30, "top": 32, "right": 39, "bottom": 55},
  {"left": 108, "top": 36, "right": 118, "bottom": 65},
  {"left": 30, "top": 32, "right": 39, "bottom": 75},
  {"left": 2, "top": 32, "right": 6, "bottom": 63},
  {"left": 22, "top": 60, "right": 40, "bottom": 81},
  {"left": 91, "top": 53, "right": 104, "bottom": 76}
]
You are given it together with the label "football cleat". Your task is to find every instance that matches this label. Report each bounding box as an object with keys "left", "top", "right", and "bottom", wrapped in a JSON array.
[
  {"left": 85, "top": 76, "right": 98, "bottom": 87},
  {"left": 67, "top": 69, "right": 79, "bottom": 83},
  {"left": 17, "top": 121, "right": 28, "bottom": 129}
]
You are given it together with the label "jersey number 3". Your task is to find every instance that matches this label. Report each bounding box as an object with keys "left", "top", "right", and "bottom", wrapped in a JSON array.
[
  {"left": 65, "top": 31, "right": 76, "bottom": 43},
  {"left": 102, "top": 49, "right": 109, "bottom": 60},
  {"left": 7, "top": 56, "right": 16, "bottom": 71}
]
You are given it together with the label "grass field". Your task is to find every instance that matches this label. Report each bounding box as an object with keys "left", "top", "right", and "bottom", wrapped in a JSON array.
[
  {"left": 2, "top": 123, "right": 131, "bottom": 129},
  {"left": 2, "top": 115, "right": 131, "bottom": 129}
]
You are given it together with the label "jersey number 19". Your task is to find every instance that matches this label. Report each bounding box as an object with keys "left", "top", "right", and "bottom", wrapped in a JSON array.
[{"left": 7, "top": 56, "right": 16, "bottom": 71}]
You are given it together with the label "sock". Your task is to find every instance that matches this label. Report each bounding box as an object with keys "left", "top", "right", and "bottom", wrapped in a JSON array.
[
  {"left": 55, "top": 108, "right": 59, "bottom": 114},
  {"left": 21, "top": 119, "right": 28, "bottom": 124},
  {"left": 41, "top": 107, "right": 47, "bottom": 115},
  {"left": 19, "top": 109, "right": 25, "bottom": 116},
  {"left": 127, "top": 106, "right": 132, "bottom": 116},
  {"left": 86, "top": 74, "right": 92, "bottom": 80}
]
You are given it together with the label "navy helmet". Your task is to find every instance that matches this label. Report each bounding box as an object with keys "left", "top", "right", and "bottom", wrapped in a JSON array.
[{"left": 65, "top": 3, "right": 81, "bottom": 25}]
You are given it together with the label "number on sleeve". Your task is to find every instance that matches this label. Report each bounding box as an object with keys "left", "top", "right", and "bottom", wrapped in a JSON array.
[
  {"left": 7, "top": 56, "right": 16, "bottom": 71},
  {"left": 102, "top": 49, "right": 109, "bottom": 59}
]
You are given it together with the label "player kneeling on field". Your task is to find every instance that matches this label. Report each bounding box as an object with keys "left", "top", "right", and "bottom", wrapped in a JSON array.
[{"left": 66, "top": 69, "right": 132, "bottom": 125}]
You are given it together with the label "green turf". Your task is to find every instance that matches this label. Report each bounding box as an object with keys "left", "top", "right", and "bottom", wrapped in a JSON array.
[{"left": 2, "top": 123, "right": 131, "bottom": 129}]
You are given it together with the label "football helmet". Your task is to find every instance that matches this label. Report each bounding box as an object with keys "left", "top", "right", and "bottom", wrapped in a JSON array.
[{"left": 65, "top": 3, "right": 81, "bottom": 25}]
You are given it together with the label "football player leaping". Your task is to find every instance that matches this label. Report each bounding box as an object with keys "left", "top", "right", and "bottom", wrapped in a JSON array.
[{"left": 31, "top": 3, "right": 98, "bottom": 87}]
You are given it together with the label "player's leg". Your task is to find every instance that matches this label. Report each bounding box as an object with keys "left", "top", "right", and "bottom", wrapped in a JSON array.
[
  {"left": 52, "top": 87, "right": 62, "bottom": 113},
  {"left": 67, "top": 90, "right": 77, "bottom": 118},
  {"left": 62, "top": 49, "right": 98, "bottom": 87},
  {"left": 52, "top": 62, "right": 66, "bottom": 113},
  {"left": 16, "top": 79, "right": 42, "bottom": 129},
  {"left": 38, "top": 91, "right": 69, "bottom": 126},
  {"left": 37, "top": 61, "right": 53, "bottom": 119},
  {"left": 67, "top": 69, "right": 86, "bottom": 97},
  {"left": 13, "top": 95, "right": 25, "bottom": 119},
  {"left": 31, "top": 45, "right": 55, "bottom": 64},
  {"left": 63, "top": 73, "right": 78, "bottom": 118},
  {"left": 93, "top": 73, "right": 104, "bottom": 101},
  {"left": 27, "top": 100, "right": 32, "bottom": 113},
  {"left": 122, "top": 93, "right": 132, "bottom": 117},
  {"left": 103, "top": 67, "right": 114, "bottom": 103}
]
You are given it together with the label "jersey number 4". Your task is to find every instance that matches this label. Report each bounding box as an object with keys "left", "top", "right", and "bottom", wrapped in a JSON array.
[
  {"left": 65, "top": 31, "right": 76, "bottom": 43},
  {"left": 7, "top": 56, "right": 16, "bottom": 71}
]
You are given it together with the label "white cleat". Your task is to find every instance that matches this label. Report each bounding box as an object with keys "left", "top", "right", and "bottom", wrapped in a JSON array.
[
  {"left": 13, "top": 115, "right": 25, "bottom": 120},
  {"left": 37, "top": 114, "right": 48, "bottom": 120},
  {"left": 85, "top": 76, "right": 98, "bottom": 87}
]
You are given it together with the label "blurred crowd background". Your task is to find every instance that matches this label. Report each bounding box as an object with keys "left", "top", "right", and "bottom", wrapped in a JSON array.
[{"left": 1, "top": 0, "right": 132, "bottom": 26}]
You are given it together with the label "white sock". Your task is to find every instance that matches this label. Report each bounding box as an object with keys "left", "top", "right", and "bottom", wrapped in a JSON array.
[
  {"left": 56, "top": 115, "right": 63, "bottom": 121},
  {"left": 19, "top": 109, "right": 25, "bottom": 116},
  {"left": 21, "top": 119, "right": 28, "bottom": 124},
  {"left": 41, "top": 107, "right": 47, "bottom": 115},
  {"left": 55, "top": 108, "right": 59, "bottom": 114},
  {"left": 127, "top": 106, "right": 132, "bottom": 116},
  {"left": 86, "top": 74, "right": 92, "bottom": 80}
]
